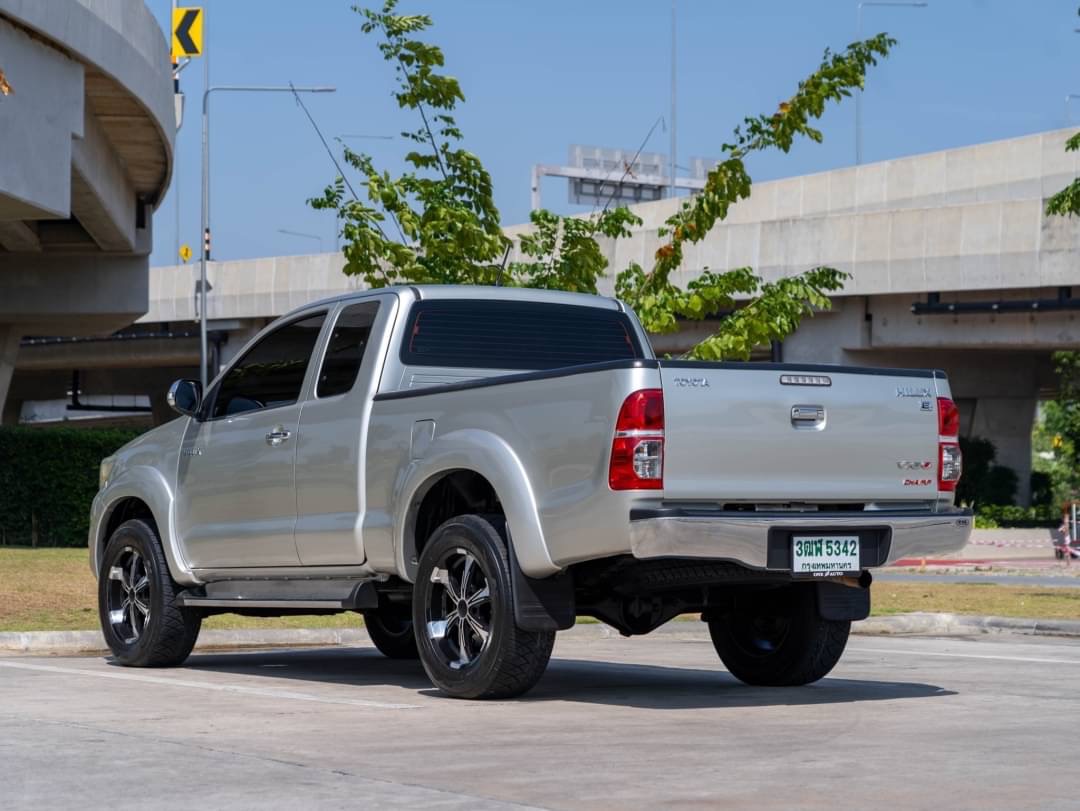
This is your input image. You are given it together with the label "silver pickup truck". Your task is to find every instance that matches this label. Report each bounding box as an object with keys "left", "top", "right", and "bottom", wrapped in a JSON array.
[{"left": 90, "top": 286, "right": 971, "bottom": 698}]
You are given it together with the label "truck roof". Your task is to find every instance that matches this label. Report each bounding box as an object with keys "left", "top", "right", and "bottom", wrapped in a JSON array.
[{"left": 301, "top": 284, "right": 625, "bottom": 314}]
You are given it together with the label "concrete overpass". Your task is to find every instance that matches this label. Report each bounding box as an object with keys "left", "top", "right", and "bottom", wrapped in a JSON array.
[
  {"left": 10, "top": 127, "right": 1080, "bottom": 502},
  {"left": 0, "top": 0, "right": 173, "bottom": 416}
]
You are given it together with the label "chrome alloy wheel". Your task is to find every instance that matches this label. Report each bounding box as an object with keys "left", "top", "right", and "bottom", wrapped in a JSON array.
[
  {"left": 425, "top": 548, "right": 492, "bottom": 670},
  {"left": 106, "top": 547, "right": 151, "bottom": 644}
]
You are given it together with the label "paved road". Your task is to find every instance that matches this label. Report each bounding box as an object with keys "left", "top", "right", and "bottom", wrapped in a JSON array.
[{"left": 3, "top": 627, "right": 1080, "bottom": 809}]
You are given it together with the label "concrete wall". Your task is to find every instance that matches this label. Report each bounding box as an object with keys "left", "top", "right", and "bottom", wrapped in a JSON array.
[{"left": 0, "top": 0, "right": 175, "bottom": 419}]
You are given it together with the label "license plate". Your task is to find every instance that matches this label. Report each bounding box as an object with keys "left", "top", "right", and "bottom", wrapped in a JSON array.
[{"left": 792, "top": 535, "right": 860, "bottom": 576}]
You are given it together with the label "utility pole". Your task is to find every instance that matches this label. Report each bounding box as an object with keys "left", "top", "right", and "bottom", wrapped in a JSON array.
[{"left": 669, "top": 0, "right": 677, "bottom": 198}]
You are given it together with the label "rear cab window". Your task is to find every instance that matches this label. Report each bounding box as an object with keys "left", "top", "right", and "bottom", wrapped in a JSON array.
[{"left": 400, "top": 299, "right": 644, "bottom": 371}]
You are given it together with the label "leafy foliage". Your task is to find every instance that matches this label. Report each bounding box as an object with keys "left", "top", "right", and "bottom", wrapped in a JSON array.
[
  {"left": 0, "top": 427, "right": 141, "bottom": 547},
  {"left": 1045, "top": 132, "right": 1080, "bottom": 217},
  {"left": 313, "top": 2, "right": 896, "bottom": 359},
  {"left": 956, "top": 436, "right": 1018, "bottom": 509},
  {"left": 1034, "top": 352, "right": 1080, "bottom": 506},
  {"left": 975, "top": 504, "right": 1060, "bottom": 529}
]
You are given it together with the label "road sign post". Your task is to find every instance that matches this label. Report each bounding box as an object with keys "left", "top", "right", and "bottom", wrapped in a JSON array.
[{"left": 171, "top": 7, "right": 203, "bottom": 59}]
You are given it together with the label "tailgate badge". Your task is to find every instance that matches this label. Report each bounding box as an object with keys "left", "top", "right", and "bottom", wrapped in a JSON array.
[
  {"left": 673, "top": 376, "right": 710, "bottom": 388},
  {"left": 780, "top": 374, "right": 831, "bottom": 387},
  {"left": 897, "top": 460, "right": 933, "bottom": 470},
  {"left": 896, "top": 385, "right": 932, "bottom": 398}
]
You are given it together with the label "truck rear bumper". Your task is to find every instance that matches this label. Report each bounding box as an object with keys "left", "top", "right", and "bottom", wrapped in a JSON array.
[{"left": 628, "top": 508, "right": 973, "bottom": 570}]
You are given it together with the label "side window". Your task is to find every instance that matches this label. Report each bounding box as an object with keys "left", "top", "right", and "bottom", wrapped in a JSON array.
[
  {"left": 211, "top": 313, "right": 326, "bottom": 418},
  {"left": 316, "top": 301, "right": 381, "bottom": 398}
]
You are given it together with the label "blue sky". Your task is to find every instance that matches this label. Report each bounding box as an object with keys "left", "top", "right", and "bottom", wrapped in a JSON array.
[{"left": 148, "top": 0, "right": 1080, "bottom": 267}]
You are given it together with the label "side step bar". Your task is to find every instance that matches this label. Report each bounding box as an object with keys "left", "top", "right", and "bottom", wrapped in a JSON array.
[
  {"left": 178, "top": 597, "right": 361, "bottom": 610},
  {"left": 177, "top": 580, "right": 379, "bottom": 611}
]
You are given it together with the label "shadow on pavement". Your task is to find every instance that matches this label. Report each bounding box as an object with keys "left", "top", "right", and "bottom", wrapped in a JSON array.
[{"left": 173, "top": 646, "right": 954, "bottom": 709}]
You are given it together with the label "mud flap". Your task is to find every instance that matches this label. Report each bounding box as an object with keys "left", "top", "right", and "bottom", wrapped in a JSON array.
[
  {"left": 507, "top": 539, "right": 575, "bottom": 631},
  {"left": 816, "top": 580, "right": 870, "bottom": 621}
]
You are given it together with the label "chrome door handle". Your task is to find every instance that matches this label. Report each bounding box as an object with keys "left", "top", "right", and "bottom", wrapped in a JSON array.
[
  {"left": 790, "top": 405, "right": 826, "bottom": 430},
  {"left": 265, "top": 428, "right": 292, "bottom": 446}
]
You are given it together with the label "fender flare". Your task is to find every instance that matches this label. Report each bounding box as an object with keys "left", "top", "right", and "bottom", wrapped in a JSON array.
[
  {"left": 91, "top": 466, "right": 199, "bottom": 586},
  {"left": 394, "top": 428, "right": 559, "bottom": 581}
]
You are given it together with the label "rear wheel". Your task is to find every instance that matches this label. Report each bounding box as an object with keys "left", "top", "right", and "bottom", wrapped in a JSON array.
[
  {"left": 362, "top": 604, "right": 418, "bottom": 659},
  {"left": 413, "top": 515, "right": 555, "bottom": 699},
  {"left": 98, "top": 519, "right": 201, "bottom": 667},
  {"left": 707, "top": 585, "right": 849, "bottom": 686}
]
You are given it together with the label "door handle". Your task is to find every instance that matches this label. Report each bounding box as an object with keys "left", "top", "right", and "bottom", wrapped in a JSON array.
[
  {"left": 265, "top": 428, "right": 292, "bottom": 446},
  {"left": 790, "top": 405, "right": 826, "bottom": 430}
]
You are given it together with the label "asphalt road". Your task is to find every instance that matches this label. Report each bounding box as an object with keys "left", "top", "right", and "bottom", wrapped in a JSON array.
[{"left": 3, "top": 627, "right": 1080, "bottom": 810}]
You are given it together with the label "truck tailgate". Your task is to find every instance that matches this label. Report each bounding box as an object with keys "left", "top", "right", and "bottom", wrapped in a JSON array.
[{"left": 659, "top": 363, "right": 945, "bottom": 504}]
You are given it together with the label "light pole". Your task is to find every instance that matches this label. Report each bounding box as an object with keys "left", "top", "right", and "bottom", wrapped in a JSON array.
[
  {"left": 277, "top": 228, "right": 324, "bottom": 252},
  {"left": 669, "top": 0, "right": 677, "bottom": 198},
  {"left": 855, "top": 1, "right": 927, "bottom": 165},
  {"left": 199, "top": 83, "right": 335, "bottom": 389}
]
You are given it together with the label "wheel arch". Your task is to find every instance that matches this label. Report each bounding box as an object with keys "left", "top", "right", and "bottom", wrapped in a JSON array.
[
  {"left": 90, "top": 466, "right": 198, "bottom": 586},
  {"left": 395, "top": 429, "right": 558, "bottom": 582}
]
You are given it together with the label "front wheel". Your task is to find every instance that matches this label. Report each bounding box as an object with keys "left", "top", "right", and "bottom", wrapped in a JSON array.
[
  {"left": 98, "top": 519, "right": 201, "bottom": 667},
  {"left": 413, "top": 515, "right": 555, "bottom": 699},
  {"left": 708, "top": 585, "right": 850, "bottom": 686}
]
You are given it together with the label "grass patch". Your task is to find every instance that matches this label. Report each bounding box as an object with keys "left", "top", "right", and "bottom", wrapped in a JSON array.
[
  {"left": 0, "top": 547, "right": 358, "bottom": 633},
  {"left": 2, "top": 547, "right": 1079, "bottom": 631},
  {"left": 870, "top": 582, "right": 1080, "bottom": 621}
]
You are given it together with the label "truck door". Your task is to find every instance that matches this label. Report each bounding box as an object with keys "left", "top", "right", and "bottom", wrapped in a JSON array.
[
  {"left": 293, "top": 296, "right": 395, "bottom": 565},
  {"left": 175, "top": 312, "right": 327, "bottom": 569}
]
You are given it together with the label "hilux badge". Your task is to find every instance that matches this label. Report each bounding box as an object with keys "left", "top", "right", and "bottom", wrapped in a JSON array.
[{"left": 896, "top": 386, "right": 932, "bottom": 398}]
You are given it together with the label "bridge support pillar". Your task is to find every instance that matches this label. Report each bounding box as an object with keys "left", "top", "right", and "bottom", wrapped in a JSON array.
[
  {"left": 965, "top": 396, "right": 1038, "bottom": 507},
  {"left": 0, "top": 325, "right": 20, "bottom": 423}
]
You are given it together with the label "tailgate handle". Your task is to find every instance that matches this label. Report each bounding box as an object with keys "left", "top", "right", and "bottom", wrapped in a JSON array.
[{"left": 791, "top": 405, "right": 825, "bottom": 426}]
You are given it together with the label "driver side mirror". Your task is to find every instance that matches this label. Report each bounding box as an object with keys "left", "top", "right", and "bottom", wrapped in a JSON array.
[{"left": 167, "top": 379, "right": 202, "bottom": 417}]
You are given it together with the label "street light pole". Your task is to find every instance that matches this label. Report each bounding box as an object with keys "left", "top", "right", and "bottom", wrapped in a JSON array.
[
  {"left": 198, "top": 83, "right": 335, "bottom": 389},
  {"left": 855, "top": 1, "right": 927, "bottom": 165},
  {"left": 669, "top": 0, "right": 677, "bottom": 198}
]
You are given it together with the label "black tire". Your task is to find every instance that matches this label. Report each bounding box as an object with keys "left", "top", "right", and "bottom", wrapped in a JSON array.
[
  {"left": 707, "top": 585, "right": 849, "bottom": 686},
  {"left": 412, "top": 514, "right": 555, "bottom": 699},
  {"left": 362, "top": 603, "right": 419, "bottom": 659},
  {"left": 98, "top": 519, "right": 201, "bottom": 667}
]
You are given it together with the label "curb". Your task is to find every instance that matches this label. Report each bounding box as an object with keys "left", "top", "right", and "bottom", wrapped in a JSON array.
[
  {"left": 3, "top": 613, "right": 1080, "bottom": 655},
  {"left": 851, "top": 612, "right": 1080, "bottom": 639}
]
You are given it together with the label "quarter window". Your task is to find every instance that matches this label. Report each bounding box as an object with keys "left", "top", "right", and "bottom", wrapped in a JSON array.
[
  {"left": 400, "top": 300, "right": 642, "bottom": 370},
  {"left": 316, "top": 301, "right": 381, "bottom": 397},
  {"left": 211, "top": 313, "right": 326, "bottom": 418}
]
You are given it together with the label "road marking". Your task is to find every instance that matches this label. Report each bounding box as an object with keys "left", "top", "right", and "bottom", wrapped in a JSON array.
[
  {"left": 0, "top": 660, "right": 420, "bottom": 709},
  {"left": 856, "top": 647, "right": 1080, "bottom": 666}
]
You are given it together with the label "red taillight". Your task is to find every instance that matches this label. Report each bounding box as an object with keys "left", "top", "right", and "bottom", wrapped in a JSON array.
[
  {"left": 609, "top": 389, "right": 664, "bottom": 490},
  {"left": 937, "top": 397, "right": 959, "bottom": 438},
  {"left": 937, "top": 397, "right": 961, "bottom": 492}
]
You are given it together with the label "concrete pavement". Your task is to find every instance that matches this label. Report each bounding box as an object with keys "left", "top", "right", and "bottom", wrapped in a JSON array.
[{"left": 3, "top": 627, "right": 1080, "bottom": 809}]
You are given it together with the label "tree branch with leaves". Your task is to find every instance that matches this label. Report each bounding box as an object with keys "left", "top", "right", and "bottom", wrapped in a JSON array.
[{"left": 311, "top": 1, "right": 895, "bottom": 360}]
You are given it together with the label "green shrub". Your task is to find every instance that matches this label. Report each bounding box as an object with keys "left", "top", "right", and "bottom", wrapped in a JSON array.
[
  {"left": 1030, "top": 471, "right": 1054, "bottom": 507},
  {"left": 956, "top": 436, "right": 1017, "bottom": 508},
  {"left": 0, "top": 426, "right": 142, "bottom": 547},
  {"left": 975, "top": 504, "right": 1060, "bottom": 529}
]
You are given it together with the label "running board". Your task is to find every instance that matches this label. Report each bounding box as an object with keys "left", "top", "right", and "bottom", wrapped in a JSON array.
[{"left": 177, "top": 580, "right": 379, "bottom": 611}]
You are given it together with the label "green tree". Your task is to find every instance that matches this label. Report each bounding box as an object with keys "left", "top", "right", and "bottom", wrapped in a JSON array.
[
  {"left": 1043, "top": 136, "right": 1080, "bottom": 505},
  {"left": 311, "top": 1, "right": 895, "bottom": 359}
]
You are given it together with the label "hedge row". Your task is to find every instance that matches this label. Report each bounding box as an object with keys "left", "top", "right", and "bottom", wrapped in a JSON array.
[
  {"left": 0, "top": 426, "right": 142, "bottom": 547},
  {"left": 974, "top": 504, "right": 1061, "bottom": 529}
]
